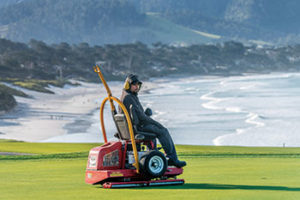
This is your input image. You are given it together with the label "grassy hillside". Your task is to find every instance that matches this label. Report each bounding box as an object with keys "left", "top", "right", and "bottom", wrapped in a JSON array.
[
  {"left": 133, "top": 0, "right": 300, "bottom": 44},
  {"left": 0, "top": 0, "right": 220, "bottom": 45},
  {"left": 143, "top": 13, "right": 219, "bottom": 44},
  {"left": 0, "top": 0, "right": 146, "bottom": 45},
  {"left": 1, "top": 140, "right": 300, "bottom": 200},
  {"left": 2, "top": 0, "right": 300, "bottom": 45},
  {"left": 0, "top": 83, "right": 28, "bottom": 97}
]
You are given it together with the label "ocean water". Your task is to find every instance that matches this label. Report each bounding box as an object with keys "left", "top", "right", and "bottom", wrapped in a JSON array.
[
  {"left": 49, "top": 72, "right": 300, "bottom": 147},
  {"left": 141, "top": 73, "right": 300, "bottom": 147}
]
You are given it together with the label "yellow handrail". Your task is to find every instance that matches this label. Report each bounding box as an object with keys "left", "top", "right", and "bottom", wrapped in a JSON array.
[
  {"left": 95, "top": 65, "right": 140, "bottom": 173},
  {"left": 99, "top": 97, "right": 109, "bottom": 144},
  {"left": 94, "top": 65, "right": 115, "bottom": 113}
]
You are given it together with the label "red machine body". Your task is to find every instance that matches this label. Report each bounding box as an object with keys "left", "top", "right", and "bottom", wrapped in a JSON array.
[
  {"left": 85, "top": 141, "right": 184, "bottom": 187},
  {"left": 86, "top": 142, "right": 123, "bottom": 171}
]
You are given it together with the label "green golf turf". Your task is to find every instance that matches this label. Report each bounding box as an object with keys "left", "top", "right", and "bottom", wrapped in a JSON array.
[{"left": 1, "top": 140, "right": 300, "bottom": 200}]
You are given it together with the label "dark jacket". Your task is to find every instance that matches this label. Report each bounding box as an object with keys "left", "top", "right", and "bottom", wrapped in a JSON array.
[{"left": 120, "top": 90, "right": 161, "bottom": 128}]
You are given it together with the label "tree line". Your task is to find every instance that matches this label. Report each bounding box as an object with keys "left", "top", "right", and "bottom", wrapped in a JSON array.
[
  {"left": 1, "top": 39, "right": 300, "bottom": 83},
  {"left": 1, "top": 38, "right": 300, "bottom": 112}
]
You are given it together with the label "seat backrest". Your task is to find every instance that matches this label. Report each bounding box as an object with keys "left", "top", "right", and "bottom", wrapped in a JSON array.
[{"left": 113, "top": 114, "right": 131, "bottom": 140}]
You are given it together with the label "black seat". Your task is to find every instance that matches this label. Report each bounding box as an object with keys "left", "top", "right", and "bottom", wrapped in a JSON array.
[{"left": 113, "top": 113, "right": 156, "bottom": 141}]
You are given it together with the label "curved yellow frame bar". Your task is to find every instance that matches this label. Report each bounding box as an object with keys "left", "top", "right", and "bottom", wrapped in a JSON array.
[
  {"left": 99, "top": 95, "right": 140, "bottom": 173},
  {"left": 94, "top": 65, "right": 115, "bottom": 113}
]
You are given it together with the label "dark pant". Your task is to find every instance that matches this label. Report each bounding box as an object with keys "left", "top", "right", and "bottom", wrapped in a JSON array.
[{"left": 138, "top": 124, "right": 178, "bottom": 161}]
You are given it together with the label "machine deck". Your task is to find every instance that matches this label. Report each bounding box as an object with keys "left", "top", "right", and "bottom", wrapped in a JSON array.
[{"left": 103, "top": 179, "right": 185, "bottom": 188}]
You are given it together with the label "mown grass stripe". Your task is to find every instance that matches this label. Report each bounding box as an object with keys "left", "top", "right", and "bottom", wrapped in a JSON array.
[
  {"left": 2, "top": 152, "right": 300, "bottom": 161},
  {"left": 179, "top": 154, "right": 300, "bottom": 158},
  {"left": 0, "top": 152, "right": 89, "bottom": 160}
]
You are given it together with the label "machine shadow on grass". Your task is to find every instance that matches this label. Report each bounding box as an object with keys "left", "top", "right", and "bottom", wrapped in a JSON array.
[{"left": 132, "top": 183, "right": 300, "bottom": 191}]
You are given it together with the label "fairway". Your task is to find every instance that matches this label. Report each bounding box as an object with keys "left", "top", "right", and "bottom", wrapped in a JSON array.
[{"left": 1, "top": 141, "right": 300, "bottom": 200}]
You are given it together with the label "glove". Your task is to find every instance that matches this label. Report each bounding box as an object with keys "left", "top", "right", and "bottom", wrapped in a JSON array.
[{"left": 144, "top": 108, "right": 152, "bottom": 116}]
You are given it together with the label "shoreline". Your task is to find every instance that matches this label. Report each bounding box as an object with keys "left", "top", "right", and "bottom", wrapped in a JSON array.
[
  {"left": 0, "top": 80, "right": 158, "bottom": 143},
  {"left": 0, "top": 81, "right": 107, "bottom": 142},
  {"left": 1, "top": 72, "right": 299, "bottom": 146}
]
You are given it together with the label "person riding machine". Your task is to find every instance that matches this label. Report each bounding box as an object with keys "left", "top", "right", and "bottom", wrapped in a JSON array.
[{"left": 85, "top": 66, "right": 185, "bottom": 188}]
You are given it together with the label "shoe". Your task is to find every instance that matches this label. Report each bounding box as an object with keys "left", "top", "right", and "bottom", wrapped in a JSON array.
[{"left": 168, "top": 159, "right": 187, "bottom": 168}]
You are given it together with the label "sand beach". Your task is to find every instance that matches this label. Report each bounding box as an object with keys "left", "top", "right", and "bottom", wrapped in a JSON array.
[
  {"left": 0, "top": 80, "right": 158, "bottom": 143},
  {"left": 0, "top": 81, "right": 118, "bottom": 142}
]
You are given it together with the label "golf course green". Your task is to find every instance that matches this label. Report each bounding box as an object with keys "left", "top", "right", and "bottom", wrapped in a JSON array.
[{"left": 1, "top": 140, "right": 300, "bottom": 200}]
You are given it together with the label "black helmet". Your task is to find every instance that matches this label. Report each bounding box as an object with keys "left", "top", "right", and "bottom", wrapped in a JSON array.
[
  {"left": 129, "top": 74, "right": 142, "bottom": 85},
  {"left": 124, "top": 74, "right": 142, "bottom": 90}
]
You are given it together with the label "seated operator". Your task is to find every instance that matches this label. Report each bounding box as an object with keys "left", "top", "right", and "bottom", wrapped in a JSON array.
[{"left": 120, "top": 74, "right": 186, "bottom": 168}]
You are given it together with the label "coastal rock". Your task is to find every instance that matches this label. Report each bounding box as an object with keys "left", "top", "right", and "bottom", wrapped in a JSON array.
[{"left": 0, "top": 91, "right": 16, "bottom": 113}]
